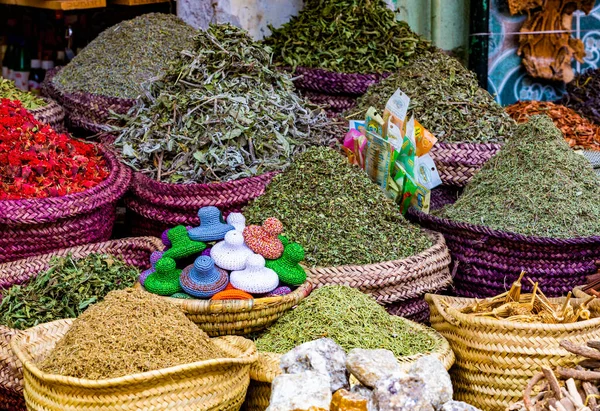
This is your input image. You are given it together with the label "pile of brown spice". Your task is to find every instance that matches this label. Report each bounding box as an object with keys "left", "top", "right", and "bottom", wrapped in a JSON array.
[
  {"left": 506, "top": 101, "right": 600, "bottom": 151},
  {"left": 39, "top": 288, "right": 225, "bottom": 380}
]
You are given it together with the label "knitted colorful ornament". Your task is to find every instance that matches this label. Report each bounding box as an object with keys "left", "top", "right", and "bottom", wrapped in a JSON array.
[
  {"left": 180, "top": 256, "right": 229, "bottom": 298},
  {"left": 188, "top": 206, "right": 235, "bottom": 242},
  {"left": 243, "top": 218, "right": 284, "bottom": 260},
  {"left": 279, "top": 235, "right": 290, "bottom": 246},
  {"left": 139, "top": 251, "right": 164, "bottom": 286},
  {"left": 265, "top": 242, "right": 307, "bottom": 286},
  {"left": 201, "top": 247, "right": 212, "bottom": 257},
  {"left": 171, "top": 292, "right": 194, "bottom": 299},
  {"left": 230, "top": 253, "right": 279, "bottom": 294},
  {"left": 162, "top": 225, "right": 206, "bottom": 260},
  {"left": 144, "top": 257, "right": 183, "bottom": 296},
  {"left": 161, "top": 225, "right": 192, "bottom": 247},
  {"left": 210, "top": 230, "right": 253, "bottom": 271},
  {"left": 267, "top": 286, "right": 292, "bottom": 297},
  {"left": 211, "top": 289, "right": 253, "bottom": 301},
  {"left": 227, "top": 212, "right": 246, "bottom": 232}
]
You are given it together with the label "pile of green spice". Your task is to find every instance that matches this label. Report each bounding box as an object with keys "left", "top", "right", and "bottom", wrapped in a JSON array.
[
  {"left": 0, "top": 253, "right": 140, "bottom": 330},
  {"left": 244, "top": 147, "right": 431, "bottom": 267},
  {"left": 114, "top": 24, "right": 338, "bottom": 184},
  {"left": 52, "top": 13, "right": 196, "bottom": 99},
  {"left": 263, "top": 0, "right": 433, "bottom": 73},
  {"left": 255, "top": 286, "right": 439, "bottom": 357},
  {"left": 437, "top": 115, "right": 600, "bottom": 238},
  {"left": 348, "top": 53, "right": 515, "bottom": 143},
  {"left": 0, "top": 79, "right": 46, "bottom": 109},
  {"left": 40, "top": 288, "right": 225, "bottom": 379}
]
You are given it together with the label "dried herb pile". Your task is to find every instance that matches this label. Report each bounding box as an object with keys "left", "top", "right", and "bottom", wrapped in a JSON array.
[
  {"left": 349, "top": 52, "right": 515, "bottom": 143},
  {"left": 40, "top": 288, "right": 225, "bottom": 379},
  {"left": 438, "top": 115, "right": 600, "bottom": 238},
  {"left": 0, "top": 253, "right": 139, "bottom": 330},
  {"left": 52, "top": 13, "right": 196, "bottom": 99},
  {"left": 0, "top": 99, "right": 109, "bottom": 200},
  {"left": 255, "top": 285, "right": 439, "bottom": 356},
  {"left": 263, "top": 0, "right": 433, "bottom": 74},
  {"left": 506, "top": 101, "right": 600, "bottom": 151},
  {"left": 244, "top": 147, "right": 431, "bottom": 267},
  {"left": 560, "top": 67, "right": 600, "bottom": 125},
  {"left": 0, "top": 79, "right": 46, "bottom": 110},
  {"left": 114, "top": 24, "right": 338, "bottom": 184}
]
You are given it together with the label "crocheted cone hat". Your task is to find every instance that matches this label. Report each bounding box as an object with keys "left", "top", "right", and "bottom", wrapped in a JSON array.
[
  {"left": 162, "top": 225, "right": 206, "bottom": 260},
  {"left": 279, "top": 235, "right": 290, "bottom": 246},
  {"left": 211, "top": 289, "right": 253, "bottom": 301},
  {"left": 226, "top": 212, "right": 246, "bottom": 232},
  {"left": 161, "top": 226, "right": 192, "bottom": 247},
  {"left": 180, "top": 256, "right": 229, "bottom": 298},
  {"left": 188, "top": 206, "right": 235, "bottom": 242},
  {"left": 265, "top": 242, "right": 307, "bottom": 286},
  {"left": 171, "top": 292, "right": 194, "bottom": 299},
  {"left": 210, "top": 230, "right": 253, "bottom": 271},
  {"left": 139, "top": 251, "right": 164, "bottom": 286},
  {"left": 267, "top": 286, "right": 292, "bottom": 297},
  {"left": 230, "top": 253, "right": 280, "bottom": 294},
  {"left": 243, "top": 217, "right": 285, "bottom": 260},
  {"left": 144, "top": 257, "right": 183, "bottom": 296}
]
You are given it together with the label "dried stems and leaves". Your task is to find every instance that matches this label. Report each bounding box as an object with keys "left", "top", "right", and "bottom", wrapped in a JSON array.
[{"left": 0, "top": 79, "right": 46, "bottom": 109}]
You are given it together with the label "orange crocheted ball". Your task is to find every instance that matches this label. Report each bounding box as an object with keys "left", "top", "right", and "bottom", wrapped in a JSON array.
[{"left": 211, "top": 289, "right": 253, "bottom": 300}]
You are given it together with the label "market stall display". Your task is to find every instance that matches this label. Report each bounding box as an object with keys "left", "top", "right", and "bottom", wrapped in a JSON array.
[
  {"left": 560, "top": 66, "right": 600, "bottom": 126},
  {"left": 0, "top": 101, "right": 131, "bottom": 263},
  {"left": 411, "top": 115, "right": 600, "bottom": 298},
  {"left": 263, "top": 0, "right": 433, "bottom": 113}
]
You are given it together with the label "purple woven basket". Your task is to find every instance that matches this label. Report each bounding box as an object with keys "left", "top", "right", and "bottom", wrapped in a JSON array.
[
  {"left": 0, "top": 145, "right": 132, "bottom": 264},
  {"left": 385, "top": 297, "right": 431, "bottom": 324},
  {"left": 288, "top": 67, "right": 390, "bottom": 96},
  {"left": 408, "top": 208, "right": 600, "bottom": 298},
  {"left": 125, "top": 171, "right": 277, "bottom": 237},
  {"left": 429, "top": 142, "right": 502, "bottom": 187}
]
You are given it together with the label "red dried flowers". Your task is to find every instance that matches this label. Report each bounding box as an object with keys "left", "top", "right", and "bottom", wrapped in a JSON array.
[{"left": 0, "top": 99, "right": 109, "bottom": 200}]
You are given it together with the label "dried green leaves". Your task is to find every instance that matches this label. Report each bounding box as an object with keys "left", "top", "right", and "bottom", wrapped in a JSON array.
[
  {"left": 114, "top": 24, "right": 340, "bottom": 184},
  {"left": 438, "top": 115, "right": 600, "bottom": 238},
  {"left": 263, "top": 0, "right": 433, "bottom": 74},
  {"left": 349, "top": 52, "right": 515, "bottom": 143},
  {"left": 244, "top": 147, "right": 431, "bottom": 267},
  {"left": 0, "top": 79, "right": 46, "bottom": 109}
]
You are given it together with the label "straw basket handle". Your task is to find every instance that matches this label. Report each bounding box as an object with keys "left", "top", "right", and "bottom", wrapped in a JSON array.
[{"left": 427, "top": 294, "right": 463, "bottom": 327}]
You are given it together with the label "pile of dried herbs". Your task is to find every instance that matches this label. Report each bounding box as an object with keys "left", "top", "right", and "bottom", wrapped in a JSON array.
[
  {"left": 40, "top": 288, "right": 225, "bottom": 379},
  {"left": 0, "top": 253, "right": 140, "bottom": 330},
  {"left": 263, "top": 0, "right": 433, "bottom": 74},
  {"left": 53, "top": 13, "right": 196, "bottom": 99},
  {"left": 0, "top": 79, "right": 46, "bottom": 109},
  {"left": 254, "top": 285, "right": 439, "bottom": 357},
  {"left": 348, "top": 52, "right": 515, "bottom": 143},
  {"left": 244, "top": 147, "right": 431, "bottom": 267},
  {"left": 560, "top": 67, "right": 600, "bottom": 125},
  {"left": 438, "top": 115, "right": 600, "bottom": 238},
  {"left": 114, "top": 24, "right": 339, "bottom": 184}
]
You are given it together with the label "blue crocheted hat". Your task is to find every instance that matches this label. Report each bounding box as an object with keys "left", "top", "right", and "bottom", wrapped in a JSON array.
[
  {"left": 180, "top": 255, "right": 229, "bottom": 298},
  {"left": 188, "top": 206, "right": 235, "bottom": 242}
]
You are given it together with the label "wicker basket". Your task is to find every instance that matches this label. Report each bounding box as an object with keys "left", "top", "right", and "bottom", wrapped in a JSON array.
[
  {"left": 409, "top": 208, "right": 600, "bottom": 298},
  {"left": 426, "top": 293, "right": 600, "bottom": 411},
  {"left": 429, "top": 142, "right": 502, "bottom": 187},
  {"left": 126, "top": 171, "right": 278, "bottom": 237},
  {"left": 243, "top": 319, "right": 455, "bottom": 411},
  {"left": 29, "top": 97, "right": 65, "bottom": 132},
  {"left": 305, "top": 231, "right": 452, "bottom": 312},
  {"left": 11, "top": 319, "right": 257, "bottom": 411},
  {"left": 0, "top": 236, "right": 164, "bottom": 411},
  {"left": 0, "top": 145, "right": 132, "bottom": 264},
  {"left": 135, "top": 281, "right": 312, "bottom": 337}
]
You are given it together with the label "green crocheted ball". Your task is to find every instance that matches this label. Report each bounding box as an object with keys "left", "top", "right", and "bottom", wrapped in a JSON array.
[
  {"left": 162, "top": 225, "right": 206, "bottom": 260},
  {"left": 170, "top": 292, "right": 194, "bottom": 299},
  {"left": 278, "top": 235, "right": 290, "bottom": 246},
  {"left": 145, "top": 257, "right": 183, "bottom": 296},
  {"left": 265, "top": 242, "right": 306, "bottom": 286}
]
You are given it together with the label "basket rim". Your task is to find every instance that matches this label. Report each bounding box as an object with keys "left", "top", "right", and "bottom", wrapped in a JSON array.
[
  {"left": 10, "top": 318, "right": 257, "bottom": 388},
  {"left": 281, "top": 65, "right": 391, "bottom": 79},
  {"left": 28, "top": 97, "right": 63, "bottom": 116},
  {"left": 430, "top": 141, "right": 504, "bottom": 150},
  {"left": 0, "top": 144, "right": 131, "bottom": 224},
  {"left": 135, "top": 281, "right": 313, "bottom": 313},
  {"left": 425, "top": 293, "right": 600, "bottom": 331},
  {"left": 409, "top": 207, "right": 600, "bottom": 246}
]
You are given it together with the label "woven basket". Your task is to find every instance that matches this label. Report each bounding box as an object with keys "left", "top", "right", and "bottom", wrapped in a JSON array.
[
  {"left": 0, "top": 236, "right": 164, "bottom": 411},
  {"left": 409, "top": 208, "right": 600, "bottom": 298},
  {"left": 429, "top": 142, "right": 502, "bottom": 187},
  {"left": 305, "top": 231, "right": 452, "bottom": 310},
  {"left": 41, "top": 67, "right": 136, "bottom": 134},
  {"left": 300, "top": 91, "right": 358, "bottom": 114},
  {"left": 126, "top": 171, "right": 278, "bottom": 237},
  {"left": 11, "top": 319, "right": 257, "bottom": 411},
  {"left": 29, "top": 97, "right": 65, "bottom": 132},
  {"left": 426, "top": 293, "right": 600, "bottom": 411},
  {"left": 135, "top": 281, "right": 312, "bottom": 337},
  {"left": 0, "top": 145, "right": 132, "bottom": 264},
  {"left": 243, "top": 319, "right": 455, "bottom": 411}
]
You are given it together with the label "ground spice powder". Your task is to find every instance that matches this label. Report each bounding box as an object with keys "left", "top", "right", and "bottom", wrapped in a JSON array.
[{"left": 39, "top": 288, "right": 225, "bottom": 379}]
